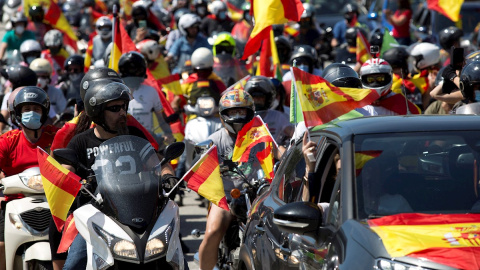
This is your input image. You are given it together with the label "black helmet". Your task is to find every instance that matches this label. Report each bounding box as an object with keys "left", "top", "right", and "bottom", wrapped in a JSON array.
[
  {"left": 322, "top": 63, "right": 362, "bottom": 88},
  {"left": 383, "top": 47, "right": 409, "bottom": 70},
  {"left": 345, "top": 27, "right": 367, "bottom": 47},
  {"left": 244, "top": 76, "right": 277, "bottom": 111},
  {"left": 11, "top": 11, "right": 28, "bottom": 24},
  {"left": 369, "top": 28, "right": 384, "bottom": 47},
  {"left": 465, "top": 50, "right": 480, "bottom": 65},
  {"left": 84, "top": 82, "right": 132, "bottom": 129},
  {"left": 13, "top": 86, "right": 50, "bottom": 129},
  {"left": 274, "top": 36, "right": 292, "bottom": 64},
  {"left": 460, "top": 61, "right": 480, "bottom": 101},
  {"left": 29, "top": 5, "right": 44, "bottom": 23},
  {"left": 64, "top": 55, "right": 85, "bottom": 71},
  {"left": 118, "top": 51, "right": 147, "bottom": 78},
  {"left": 438, "top": 26, "right": 463, "bottom": 50},
  {"left": 132, "top": 5, "right": 148, "bottom": 21},
  {"left": 343, "top": 3, "right": 359, "bottom": 22},
  {"left": 80, "top": 67, "right": 124, "bottom": 102},
  {"left": 289, "top": 45, "right": 318, "bottom": 72},
  {"left": 2, "top": 65, "right": 37, "bottom": 89}
]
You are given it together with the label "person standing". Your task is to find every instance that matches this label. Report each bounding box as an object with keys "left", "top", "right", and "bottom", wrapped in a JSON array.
[{"left": 384, "top": 0, "right": 412, "bottom": 46}]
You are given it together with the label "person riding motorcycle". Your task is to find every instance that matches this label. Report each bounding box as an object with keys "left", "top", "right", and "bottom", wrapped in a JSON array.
[
  {"left": 59, "top": 55, "right": 85, "bottom": 101},
  {"left": 212, "top": 32, "right": 248, "bottom": 87},
  {"left": 322, "top": 62, "right": 363, "bottom": 88},
  {"left": 41, "top": 29, "right": 72, "bottom": 82},
  {"left": 438, "top": 26, "right": 463, "bottom": 67},
  {"left": 0, "top": 12, "right": 36, "bottom": 60},
  {"left": 0, "top": 86, "right": 58, "bottom": 270},
  {"left": 19, "top": 39, "right": 42, "bottom": 65},
  {"left": 283, "top": 44, "right": 322, "bottom": 81},
  {"left": 26, "top": 5, "right": 52, "bottom": 46},
  {"left": 91, "top": 16, "right": 112, "bottom": 67},
  {"left": 200, "top": 0, "right": 234, "bottom": 37}
]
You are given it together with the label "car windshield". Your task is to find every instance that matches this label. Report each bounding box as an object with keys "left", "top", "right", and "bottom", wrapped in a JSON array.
[{"left": 354, "top": 131, "right": 480, "bottom": 219}]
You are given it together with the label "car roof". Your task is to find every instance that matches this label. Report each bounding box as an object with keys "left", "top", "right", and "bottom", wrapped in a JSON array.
[{"left": 310, "top": 115, "right": 480, "bottom": 139}]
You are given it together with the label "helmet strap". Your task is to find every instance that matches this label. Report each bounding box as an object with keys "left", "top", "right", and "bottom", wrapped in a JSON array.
[{"left": 99, "top": 122, "right": 118, "bottom": 134}]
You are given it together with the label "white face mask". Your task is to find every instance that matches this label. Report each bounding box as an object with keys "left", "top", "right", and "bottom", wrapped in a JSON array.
[
  {"left": 15, "top": 26, "right": 25, "bottom": 35},
  {"left": 37, "top": 77, "right": 48, "bottom": 89}
]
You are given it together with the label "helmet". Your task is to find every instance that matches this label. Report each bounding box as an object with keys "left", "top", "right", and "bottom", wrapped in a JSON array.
[
  {"left": 241, "top": 1, "right": 250, "bottom": 11},
  {"left": 29, "top": 5, "right": 44, "bottom": 23},
  {"left": 84, "top": 82, "right": 132, "bottom": 127},
  {"left": 383, "top": 47, "right": 409, "bottom": 70},
  {"left": 275, "top": 36, "right": 292, "bottom": 64},
  {"left": 64, "top": 55, "right": 85, "bottom": 71},
  {"left": 438, "top": 26, "right": 463, "bottom": 50},
  {"left": 12, "top": 86, "right": 50, "bottom": 128},
  {"left": 213, "top": 32, "right": 236, "bottom": 57},
  {"left": 465, "top": 50, "right": 480, "bottom": 65},
  {"left": 29, "top": 58, "right": 52, "bottom": 75},
  {"left": 118, "top": 51, "right": 147, "bottom": 77},
  {"left": 11, "top": 11, "right": 28, "bottom": 24},
  {"left": 322, "top": 63, "right": 362, "bottom": 88},
  {"left": 301, "top": 2, "right": 314, "bottom": 18},
  {"left": 369, "top": 28, "right": 384, "bottom": 47},
  {"left": 359, "top": 58, "right": 393, "bottom": 96},
  {"left": 460, "top": 61, "right": 480, "bottom": 101},
  {"left": 178, "top": 13, "right": 201, "bottom": 36},
  {"left": 345, "top": 27, "right": 367, "bottom": 47},
  {"left": 2, "top": 65, "right": 37, "bottom": 89},
  {"left": 95, "top": 16, "right": 112, "bottom": 39},
  {"left": 19, "top": 40, "right": 42, "bottom": 64},
  {"left": 343, "top": 3, "right": 359, "bottom": 22},
  {"left": 219, "top": 89, "right": 255, "bottom": 134},
  {"left": 173, "top": 7, "right": 190, "bottom": 25},
  {"left": 191, "top": 47, "right": 214, "bottom": 69},
  {"left": 210, "top": 0, "right": 227, "bottom": 16},
  {"left": 136, "top": 39, "right": 161, "bottom": 62},
  {"left": 244, "top": 75, "right": 276, "bottom": 111},
  {"left": 289, "top": 45, "right": 318, "bottom": 73},
  {"left": 44, "top": 29, "right": 63, "bottom": 47},
  {"left": 80, "top": 67, "right": 124, "bottom": 102},
  {"left": 409, "top": 42, "right": 440, "bottom": 70},
  {"left": 131, "top": 5, "right": 148, "bottom": 21}
]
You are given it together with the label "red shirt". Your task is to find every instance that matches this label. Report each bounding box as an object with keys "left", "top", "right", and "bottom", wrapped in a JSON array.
[
  {"left": 392, "top": 9, "right": 412, "bottom": 38},
  {"left": 0, "top": 125, "right": 58, "bottom": 176}
]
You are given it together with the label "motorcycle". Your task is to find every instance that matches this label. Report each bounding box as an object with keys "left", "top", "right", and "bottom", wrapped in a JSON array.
[
  {"left": 191, "top": 145, "right": 270, "bottom": 270},
  {"left": 1, "top": 167, "right": 52, "bottom": 270},
  {"left": 53, "top": 135, "right": 186, "bottom": 270}
]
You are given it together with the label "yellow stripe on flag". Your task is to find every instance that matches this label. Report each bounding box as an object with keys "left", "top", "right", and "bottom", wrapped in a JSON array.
[
  {"left": 196, "top": 165, "right": 224, "bottom": 205},
  {"left": 42, "top": 176, "right": 76, "bottom": 221}
]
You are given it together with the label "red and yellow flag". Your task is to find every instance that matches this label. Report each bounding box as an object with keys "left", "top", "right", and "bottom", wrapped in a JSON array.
[
  {"left": 242, "top": 0, "right": 304, "bottom": 59},
  {"left": 427, "top": 0, "right": 464, "bottom": 22},
  {"left": 292, "top": 67, "right": 379, "bottom": 127},
  {"left": 84, "top": 37, "right": 94, "bottom": 72},
  {"left": 377, "top": 92, "right": 422, "bottom": 115},
  {"left": 37, "top": 148, "right": 82, "bottom": 232},
  {"left": 233, "top": 116, "right": 275, "bottom": 163},
  {"left": 147, "top": 53, "right": 182, "bottom": 95},
  {"left": 256, "top": 28, "right": 282, "bottom": 80},
  {"left": 224, "top": 75, "right": 251, "bottom": 93},
  {"left": 109, "top": 17, "right": 123, "bottom": 72},
  {"left": 368, "top": 213, "right": 480, "bottom": 269},
  {"left": 356, "top": 29, "right": 371, "bottom": 65},
  {"left": 57, "top": 213, "right": 78, "bottom": 253},
  {"left": 355, "top": 150, "right": 383, "bottom": 176},
  {"left": 256, "top": 141, "right": 274, "bottom": 182},
  {"left": 284, "top": 23, "right": 300, "bottom": 37},
  {"left": 225, "top": 0, "right": 243, "bottom": 22},
  {"left": 181, "top": 145, "right": 229, "bottom": 211}
]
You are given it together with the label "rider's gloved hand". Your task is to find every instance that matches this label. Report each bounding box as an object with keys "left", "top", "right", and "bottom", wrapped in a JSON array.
[{"left": 162, "top": 174, "right": 180, "bottom": 200}]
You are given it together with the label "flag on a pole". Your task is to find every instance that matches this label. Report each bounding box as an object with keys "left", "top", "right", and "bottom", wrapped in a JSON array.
[
  {"left": 256, "top": 28, "right": 283, "bottom": 80},
  {"left": 427, "top": 0, "right": 464, "bottom": 22},
  {"left": 289, "top": 73, "right": 303, "bottom": 124},
  {"left": 37, "top": 148, "right": 82, "bottom": 232},
  {"left": 232, "top": 116, "right": 275, "bottom": 163},
  {"left": 377, "top": 92, "right": 422, "bottom": 115},
  {"left": 256, "top": 141, "right": 274, "bottom": 181},
  {"left": 354, "top": 150, "right": 383, "bottom": 176},
  {"left": 84, "top": 37, "right": 94, "bottom": 72},
  {"left": 356, "top": 29, "right": 372, "bottom": 64},
  {"left": 380, "top": 28, "right": 399, "bottom": 57},
  {"left": 368, "top": 213, "right": 480, "bottom": 269},
  {"left": 242, "top": 0, "right": 304, "bottom": 60},
  {"left": 57, "top": 213, "right": 78, "bottom": 253},
  {"left": 292, "top": 67, "right": 379, "bottom": 127},
  {"left": 181, "top": 145, "right": 229, "bottom": 211},
  {"left": 109, "top": 15, "right": 122, "bottom": 72}
]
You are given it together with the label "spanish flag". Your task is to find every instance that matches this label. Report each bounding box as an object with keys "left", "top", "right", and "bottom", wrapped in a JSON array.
[
  {"left": 57, "top": 214, "right": 78, "bottom": 253},
  {"left": 256, "top": 141, "right": 274, "bottom": 182},
  {"left": 148, "top": 54, "right": 182, "bottom": 95},
  {"left": 427, "top": 0, "right": 464, "bottom": 22},
  {"left": 292, "top": 67, "right": 379, "bottom": 127},
  {"left": 84, "top": 37, "right": 94, "bottom": 72},
  {"left": 356, "top": 29, "right": 371, "bottom": 64},
  {"left": 232, "top": 116, "right": 275, "bottom": 163},
  {"left": 225, "top": 75, "right": 251, "bottom": 93},
  {"left": 368, "top": 213, "right": 480, "bottom": 269},
  {"left": 181, "top": 145, "right": 229, "bottom": 211},
  {"left": 256, "top": 28, "right": 283, "bottom": 80},
  {"left": 226, "top": 1, "right": 243, "bottom": 22},
  {"left": 377, "top": 92, "right": 422, "bottom": 115},
  {"left": 355, "top": 150, "right": 383, "bottom": 176},
  {"left": 242, "top": 0, "right": 304, "bottom": 60},
  {"left": 109, "top": 16, "right": 123, "bottom": 72},
  {"left": 37, "top": 148, "right": 82, "bottom": 232}
]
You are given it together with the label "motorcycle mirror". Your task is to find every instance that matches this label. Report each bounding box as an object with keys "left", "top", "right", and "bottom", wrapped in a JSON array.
[
  {"left": 161, "top": 142, "right": 185, "bottom": 166},
  {"left": 194, "top": 139, "right": 214, "bottom": 155},
  {"left": 52, "top": 148, "right": 79, "bottom": 168}
]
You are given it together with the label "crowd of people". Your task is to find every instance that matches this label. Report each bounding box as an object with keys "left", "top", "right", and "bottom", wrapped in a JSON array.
[{"left": 0, "top": 0, "right": 478, "bottom": 269}]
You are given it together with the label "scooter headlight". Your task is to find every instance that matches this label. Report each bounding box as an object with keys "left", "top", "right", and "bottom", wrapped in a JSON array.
[
  {"left": 93, "top": 223, "right": 139, "bottom": 261},
  {"left": 145, "top": 238, "right": 165, "bottom": 257},
  {"left": 21, "top": 175, "right": 43, "bottom": 191},
  {"left": 144, "top": 219, "right": 174, "bottom": 261}
]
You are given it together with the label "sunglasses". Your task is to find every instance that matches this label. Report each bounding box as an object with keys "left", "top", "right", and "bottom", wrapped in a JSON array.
[
  {"left": 104, "top": 103, "right": 128, "bottom": 112},
  {"left": 366, "top": 75, "right": 386, "bottom": 83},
  {"left": 68, "top": 68, "right": 82, "bottom": 73}
]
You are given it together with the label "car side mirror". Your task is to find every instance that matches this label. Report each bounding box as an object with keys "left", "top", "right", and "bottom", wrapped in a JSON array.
[
  {"left": 273, "top": 201, "right": 322, "bottom": 237},
  {"left": 161, "top": 142, "right": 185, "bottom": 166}
]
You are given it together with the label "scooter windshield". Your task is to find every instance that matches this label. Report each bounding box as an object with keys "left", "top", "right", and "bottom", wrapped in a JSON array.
[{"left": 92, "top": 135, "right": 161, "bottom": 229}]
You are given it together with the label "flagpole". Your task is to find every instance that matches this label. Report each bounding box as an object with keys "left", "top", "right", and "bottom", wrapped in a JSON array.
[
  {"left": 222, "top": 75, "right": 251, "bottom": 95},
  {"left": 110, "top": 4, "right": 118, "bottom": 69},
  {"left": 290, "top": 62, "right": 301, "bottom": 142}
]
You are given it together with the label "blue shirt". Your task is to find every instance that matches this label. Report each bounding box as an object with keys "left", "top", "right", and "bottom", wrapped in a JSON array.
[
  {"left": 333, "top": 20, "right": 348, "bottom": 45},
  {"left": 168, "top": 34, "right": 211, "bottom": 74}
]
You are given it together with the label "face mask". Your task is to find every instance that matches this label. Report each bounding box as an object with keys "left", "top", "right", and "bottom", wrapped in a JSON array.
[
  {"left": 69, "top": 73, "right": 83, "bottom": 81},
  {"left": 218, "top": 12, "right": 226, "bottom": 20},
  {"left": 298, "top": 64, "right": 310, "bottom": 73},
  {"left": 197, "top": 6, "right": 206, "bottom": 16},
  {"left": 99, "top": 29, "right": 112, "bottom": 39},
  {"left": 15, "top": 26, "right": 25, "bottom": 35},
  {"left": 21, "top": 111, "right": 42, "bottom": 130},
  {"left": 25, "top": 56, "right": 37, "bottom": 65},
  {"left": 37, "top": 77, "right": 48, "bottom": 89}
]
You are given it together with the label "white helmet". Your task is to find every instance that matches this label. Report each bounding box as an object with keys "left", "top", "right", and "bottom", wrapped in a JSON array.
[
  {"left": 20, "top": 40, "right": 42, "bottom": 64},
  {"left": 191, "top": 47, "right": 214, "bottom": 69},
  {"left": 44, "top": 29, "right": 63, "bottom": 47},
  {"left": 210, "top": 0, "right": 227, "bottom": 16},
  {"left": 29, "top": 58, "right": 53, "bottom": 75},
  {"left": 95, "top": 16, "right": 112, "bottom": 39},
  {"left": 136, "top": 39, "right": 161, "bottom": 62},
  {"left": 360, "top": 58, "right": 393, "bottom": 97},
  {"left": 178, "top": 13, "right": 201, "bottom": 36},
  {"left": 409, "top": 42, "right": 440, "bottom": 70}
]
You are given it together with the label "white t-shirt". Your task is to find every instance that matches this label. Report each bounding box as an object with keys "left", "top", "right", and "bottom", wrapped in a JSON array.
[{"left": 127, "top": 83, "right": 163, "bottom": 132}]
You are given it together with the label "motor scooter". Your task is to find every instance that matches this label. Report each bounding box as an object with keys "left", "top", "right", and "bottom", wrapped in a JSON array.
[
  {"left": 1, "top": 167, "right": 52, "bottom": 270},
  {"left": 53, "top": 136, "right": 186, "bottom": 270}
]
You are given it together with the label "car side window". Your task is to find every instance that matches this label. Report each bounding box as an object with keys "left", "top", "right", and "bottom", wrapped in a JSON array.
[{"left": 275, "top": 143, "right": 306, "bottom": 204}]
